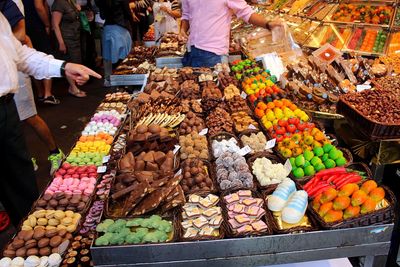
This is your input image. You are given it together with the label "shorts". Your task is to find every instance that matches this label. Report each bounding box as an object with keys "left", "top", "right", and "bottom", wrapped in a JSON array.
[
  {"left": 182, "top": 46, "right": 222, "bottom": 68},
  {"left": 14, "top": 73, "right": 37, "bottom": 121}
]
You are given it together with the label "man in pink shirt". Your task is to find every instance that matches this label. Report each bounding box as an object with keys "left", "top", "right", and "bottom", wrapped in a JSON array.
[{"left": 180, "top": 0, "right": 283, "bottom": 67}]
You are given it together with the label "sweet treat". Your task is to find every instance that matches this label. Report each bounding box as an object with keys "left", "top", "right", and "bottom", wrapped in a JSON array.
[
  {"left": 82, "top": 110, "right": 123, "bottom": 136},
  {"left": 215, "top": 152, "right": 253, "bottom": 191},
  {"left": 201, "top": 82, "right": 222, "bottom": 99},
  {"left": 35, "top": 193, "right": 90, "bottom": 213},
  {"left": 95, "top": 216, "right": 173, "bottom": 245},
  {"left": 178, "top": 112, "right": 206, "bottom": 135},
  {"left": 227, "top": 96, "right": 251, "bottom": 113},
  {"left": 180, "top": 159, "right": 214, "bottom": 193},
  {"left": 224, "top": 190, "right": 268, "bottom": 235},
  {"left": 118, "top": 150, "right": 175, "bottom": 173},
  {"left": 231, "top": 111, "right": 259, "bottom": 133},
  {"left": 180, "top": 99, "right": 203, "bottom": 114},
  {"left": 206, "top": 107, "right": 233, "bottom": 135},
  {"left": 223, "top": 84, "right": 240, "bottom": 100},
  {"left": 252, "top": 157, "right": 289, "bottom": 187},
  {"left": 240, "top": 132, "right": 269, "bottom": 154},
  {"left": 129, "top": 124, "right": 171, "bottom": 143},
  {"left": 212, "top": 138, "right": 241, "bottom": 158},
  {"left": 179, "top": 132, "right": 208, "bottom": 160},
  {"left": 181, "top": 194, "right": 223, "bottom": 239},
  {"left": 21, "top": 210, "right": 81, "bottom": 232},
  {"left": 180, "top": 80, "right": 200, "bottom": 99},
  {"left": 62, "top": 235, "right": 94, "bottom": 267},
  {"left": 80, "top": 200, "right": 104, "bottom": 235}
]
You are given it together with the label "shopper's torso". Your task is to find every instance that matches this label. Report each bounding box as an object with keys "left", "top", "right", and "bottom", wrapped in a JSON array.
[
  {"left": 52, "top": 0, "right": 80, "bottom": 39},
  {"left": 185, "top": 0, "right": 233, "bottom": 55}
]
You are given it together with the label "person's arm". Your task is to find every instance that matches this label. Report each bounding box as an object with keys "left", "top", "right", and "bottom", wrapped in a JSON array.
[
  {"left": 160, "top": 6, "right": 181, "bottom": 19},
  {"left": 179, "top": 0, "right": 189, "bottom": 38},
  {"left": 52, "top": 11, "right": 67, "bottom": 54},
  {"left": 11, "top": 19, "right": 26, "bottom": 43},
  {"left": 34, "top": 0, "right": 51, "bottom": 34},
  {"left": 228, "top": 0, "right": 284, "bottom": 31},
  {"left": 122, "top": 0, "right": 136, "bottom": 30}
]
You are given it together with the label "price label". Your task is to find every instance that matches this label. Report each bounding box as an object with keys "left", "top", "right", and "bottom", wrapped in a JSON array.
[
  {"left": 239, "top": 145, "right": 252, "bottom": 156},
  {"left": 356, "top": 84, "right": 371, "bottom": 92},
  {"left": 175, "top": 169, "right": 182, "bottom": 176},
  {"left": 173, "top": 145, "right": 181, "bottom": 154},
  {"left": 284, "top": 159, "right": 292, "bottom": 173},
  {"left": 199, "top": 128, "right": 208, "bottom": 136},
  {"left": 265, "top": 138, "right": 276, "bottom": 150},
  {"left": 240, "top": 91, "right": 247, "bottom": 99},
  {"left": 97, "top": 166, "right": 107, "bottom": 173},
  {"left": 102, "top": 155, "right": 111, "bottom": 164},
  {"left": 248, "top": 124, "right": 257, "bottom": 130}
]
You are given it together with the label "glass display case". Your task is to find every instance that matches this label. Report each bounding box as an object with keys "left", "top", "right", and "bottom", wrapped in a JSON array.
[
  {"left": 345, "top": 26, "right": 389, "bottom": 55},
  {"left": 305, "top": 23, "right": 353, "bottom": 49}
]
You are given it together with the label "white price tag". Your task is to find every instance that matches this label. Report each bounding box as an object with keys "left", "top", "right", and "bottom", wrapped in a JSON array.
[
  {"left": 199, "top": 128, "right": 208, "bottom": 136},
  {"left": 102, "top": 155, "right": 111, "bottom": 164},
  {"left": 356, "top": 84, "right": 371, "bottom": 92},
  {"left": 97, "top": 166, "right": 107, "bottom": 173},
  {"left": 239, "top": 145, "right": 252, "bottom": 156},
  {"left": 240, "top": 91, "right": 247, "bottom": 99},
  {"left": 284, "top": 159, "right": 292, "bottom": 173},
  {"left": 265, "top": 138, "right": 276, "bottom": 150},
  {"left": 280, "top": 74, "right": 288, "bottom": 88},
  {"left": 248, "top": 124, "right": 257, "bottom": 130},
  {"left": 173, "top": 145, "right": 181, "bottom": 154}
]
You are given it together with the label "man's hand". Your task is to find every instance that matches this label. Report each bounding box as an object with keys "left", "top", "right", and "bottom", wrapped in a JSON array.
[
  {"left": 65, "top": 63, "right": 102, "bottom": 85},
  {"left": 267, "top": 19, "right": 285, "bottom": 32}
]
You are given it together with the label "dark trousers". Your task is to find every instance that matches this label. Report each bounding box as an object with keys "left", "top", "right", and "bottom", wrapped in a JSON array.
[
  {"left": 0, "top": 96, "right": 38, "bottom": 226},
  {"left": 182, "top": 46, "right": 222, "bottom": 67}
]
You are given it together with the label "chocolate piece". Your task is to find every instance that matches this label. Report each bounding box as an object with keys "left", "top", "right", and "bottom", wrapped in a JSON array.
[
  {"left": 39, "top": 247, "right": 51, "bottom": 256},
  {"left": 25, "top": 239, "right": 37, "bottom": 249},
  {"left": 15, "top": 247, "right": 26, "bottom": 257},
  {"left": 133, "top": 174, "right": 182, "bottom": 215},
  {"left": 11, "top": 239, "right": 24, "bottom": 249},
  {"left": 50, "top": 236, "right": 62, "bottom": 248},
  {"left": 122, "top": 181, "right": 150, "bottom": 215}
]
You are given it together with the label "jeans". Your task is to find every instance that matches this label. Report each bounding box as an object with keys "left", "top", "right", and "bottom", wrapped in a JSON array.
[{"left": 182, "top": 46, "right": 222, "bottom": 67}]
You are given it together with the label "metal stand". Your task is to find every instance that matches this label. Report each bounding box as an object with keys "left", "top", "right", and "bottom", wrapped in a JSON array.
[{"left": 91, "top": 224, "right": 393, "bottom": 267}]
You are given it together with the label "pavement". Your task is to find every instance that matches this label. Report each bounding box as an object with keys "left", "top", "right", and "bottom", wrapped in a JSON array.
[{"left": 0, "top": 74, "right": 112, "bottom": 249}]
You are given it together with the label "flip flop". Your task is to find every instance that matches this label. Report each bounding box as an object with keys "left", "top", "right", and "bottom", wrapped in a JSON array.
[
  {"left": 68, "top": 89, "right": 87, "bottom": 98},
  {"left": 0, "top": 211, "right": 10, "bottom": 232}
]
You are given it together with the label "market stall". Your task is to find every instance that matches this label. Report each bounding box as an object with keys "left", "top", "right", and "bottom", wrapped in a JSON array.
[{"left": 2, "top": 2, "right": 400, "bottom": 267}]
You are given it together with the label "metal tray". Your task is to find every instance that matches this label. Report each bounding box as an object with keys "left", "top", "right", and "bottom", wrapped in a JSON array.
[
  {"left": 109, "top": 74, "right": 149, "bottom": 87},
  {"left": 91, "top": 224, "right": 393, "bottom": 267}
]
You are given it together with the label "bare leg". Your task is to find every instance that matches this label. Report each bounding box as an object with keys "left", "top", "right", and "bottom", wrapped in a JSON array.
[
  {"left": 32, "top": 79, "right": 44, "bottom": 98},
  {"left": 67, "top": 76, "right": 86, "bottom": 97},
  {"left": 24, "top": 115, "right": 57, "bottom": 151},
  {"left": 42, "top": 79, "right": 53, "bottom": 98}
]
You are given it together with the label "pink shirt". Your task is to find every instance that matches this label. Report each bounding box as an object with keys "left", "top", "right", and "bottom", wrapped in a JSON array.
[{"left": 182, "top": 0, "right": 254, "bottom": 55}]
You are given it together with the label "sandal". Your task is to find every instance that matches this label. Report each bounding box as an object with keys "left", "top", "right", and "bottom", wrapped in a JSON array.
[
  {"left": 68, "top": 89, "right": 87, "bottom": 98},
  {"left": 0, "top": 211, "right": 10, "bottom": 232}
]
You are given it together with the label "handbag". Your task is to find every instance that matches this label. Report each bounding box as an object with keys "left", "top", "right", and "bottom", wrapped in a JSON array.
[{"left": 79, "top": 11, "right": 91, "bottom": 33}]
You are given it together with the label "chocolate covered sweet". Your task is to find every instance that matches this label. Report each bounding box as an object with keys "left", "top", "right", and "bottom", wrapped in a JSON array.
[
  {"left": 206, "top": 107, "right": 233, "bottom": 135},
  {"left": 180, "top": 159, "right": 214, "bottom": 193},
  {"left": 178, "top": 112, "right": 206, "bottom": 135},
  {"left": 179, "top": 132, "right": 208, "bottom": 160}
]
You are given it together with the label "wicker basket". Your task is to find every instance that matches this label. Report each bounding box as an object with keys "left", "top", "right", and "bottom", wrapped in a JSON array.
[
  {"left": 291, "top": 147, "right": 354, "bottom": 184},
  {"left": 208, "top": 132, "right": 242, "bottom": 161},
  {"left": 176, "top": 192, "right": 225, "bottom": 241},
  {"left": 308, "top": 184, "right": 396, "bottom": 230},
  {"left": 247, "top": 151, "right": 291, "bottom": 191},
  {"left": 180, "top": 159, "right": 218, "bottom": 195},
  {"left": 262, "top": 183, "right": 318, "bottom": 234},
  {"left": 337, "top": 98, "right": 400, "bottom": 140},
  {"left": 298, "top": 162, "right": 373, "bottom": 187},
  {"left": 93, "top": 214, "right": 178, "bottom": 247},
  {"left": 220, "top": 190, "right": 273, "bottom": 238}
]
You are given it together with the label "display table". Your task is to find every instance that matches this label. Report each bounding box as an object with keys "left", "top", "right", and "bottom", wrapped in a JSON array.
[{"left": 91, "top": 224, "right": 393, "bottom": 267}]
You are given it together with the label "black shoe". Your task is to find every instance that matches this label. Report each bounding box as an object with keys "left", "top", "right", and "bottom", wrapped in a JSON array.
[{"left": 43, "top": 95, "right": 60, "bottom": 105}]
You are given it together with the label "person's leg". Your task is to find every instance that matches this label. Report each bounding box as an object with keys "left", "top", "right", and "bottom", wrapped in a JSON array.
[
  {"left": 66, "top": 38, "right": 87, "bottom": 97},
  {"left": 0, "top": 98, "right": 39, "bottom": 226},
  {"left": 32, "top": 79, "right": 44, "bottom": 100},
  {"left": 25, "top": 115, "right": 57, "bottom": 151}
]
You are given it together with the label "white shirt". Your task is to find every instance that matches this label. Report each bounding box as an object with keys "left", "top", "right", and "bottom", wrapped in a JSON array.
[{"left": 0, "top": 12, "right": 64, "bottom": 97}]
